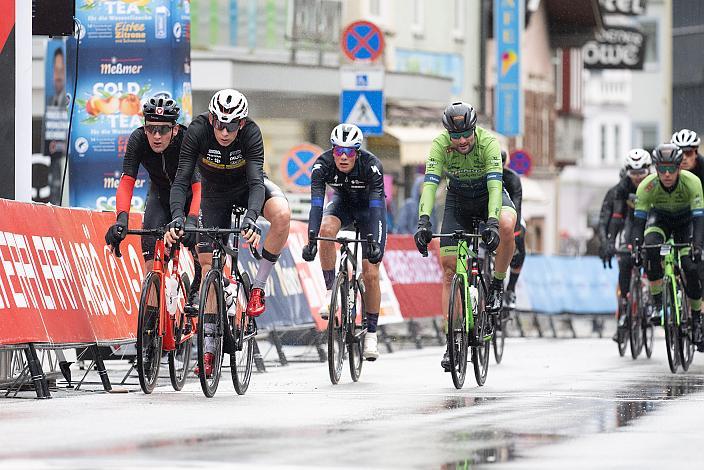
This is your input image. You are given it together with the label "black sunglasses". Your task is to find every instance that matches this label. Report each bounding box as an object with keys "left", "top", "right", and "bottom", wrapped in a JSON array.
[
  {"left": 211, "top": 114, "right": 241, "bottom": 132},
  {"left": 145, "top": 124, "right": 174, "bottom": 135}
]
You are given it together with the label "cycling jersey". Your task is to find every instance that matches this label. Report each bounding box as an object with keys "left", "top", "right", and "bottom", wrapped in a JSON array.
[
  {"left": 419, "top": 126, "right": 503, "bottom": 222},
  {"left": 503, "top": 167, "right": 522, "bottom": 228},
  {"left": 170, "top": 113, "right": 266, "bottom": 222},
  {"left": 608, "top": 175, "right": 638, "bottom": 241},
  {"left": 598, "top": 184, "right": 618, "bottom": 245},
  {"left": 685, "top": 154, "right": 704, "bottom": 186},
  {"left": 308, "top": 148, "right": 386, "bottom": 248}
]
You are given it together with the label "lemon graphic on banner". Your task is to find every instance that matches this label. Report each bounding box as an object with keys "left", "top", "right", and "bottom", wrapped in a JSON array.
[{"left": 501, "top": 50, "right": 517, "bottom": 76}]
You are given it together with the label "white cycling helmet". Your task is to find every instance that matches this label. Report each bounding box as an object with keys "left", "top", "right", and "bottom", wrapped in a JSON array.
[
  {"left": 624, "top": 148, "right": 651, "bottom": 170},
  {"left": 671, "top": 128, "right": 701, "bottom": 149},
  {"left": 209, "top": 89, "right": 248, "bottom": 123},
  {"left": 330, "top": 123, "right": 363, "bottom": 149}
]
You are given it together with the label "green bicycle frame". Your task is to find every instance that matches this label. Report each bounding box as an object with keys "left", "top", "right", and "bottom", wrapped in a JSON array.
[
  {"left": 455, "top": 238, "right": 478, "bottom": 335},
  {"left": 660, "top": 240, "right": 686, "bottom": 327}
]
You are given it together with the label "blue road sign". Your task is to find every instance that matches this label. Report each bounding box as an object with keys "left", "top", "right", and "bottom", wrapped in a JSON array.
[
  {"left": 281, "top": 143, "right": 323, "bottom": 190},
  {"left": 495, "top": 0, "right": 523, "bottom": 136},
  {"left": 342, "top": 21, "right": 385, "bottom": 62},
  {"left": 340, "top": 90, "right": 384, "bottom": 136}
]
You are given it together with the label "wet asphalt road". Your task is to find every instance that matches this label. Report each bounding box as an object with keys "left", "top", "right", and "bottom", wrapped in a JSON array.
[{"left": 2, "top": 335, "right": 704, "bottom": 469}]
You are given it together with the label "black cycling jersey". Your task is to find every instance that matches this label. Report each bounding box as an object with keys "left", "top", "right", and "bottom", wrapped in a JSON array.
[
  {"left": 607, "top": 175, "right": 638, "bottom": 241},
  {"left": 503, "top": 167, "right": 522, "bottom": 226},
  {"left": 122, "top": 124, "right": 188, "bottom": 193},
  {"left": 598, "top": 184, "right": 618, "bottom": 244},
  {"left": 686, "top": 154, "right": 704, "bottom": 186},
  {"left": 308, "top": 148, "right": 386, "bottom": 244},
  {"left": 170, "top": 112, "right": 265, "bottom": 221}
]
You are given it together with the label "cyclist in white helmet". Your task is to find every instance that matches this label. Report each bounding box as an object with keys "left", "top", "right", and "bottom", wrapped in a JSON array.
[
  {"left": 672, "top": 129, "right": 703, "bottom": 186},
  {"left": 166, "top": 88, "right": 291, "bottom": 377},
  {"left": 302, "top": 123, "right": 386, "bottom": 361},
  {"left": 604, "top": 148, "right": 652, "bottom": 344}
]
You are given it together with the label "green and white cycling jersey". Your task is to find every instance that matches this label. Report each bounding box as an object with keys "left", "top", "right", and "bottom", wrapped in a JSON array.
[
  {"left": 634, "top": 170, "right": 704, "bottom": 220},
  {"left": 418, "top": 126, "right": 503, "bottom": 221}
]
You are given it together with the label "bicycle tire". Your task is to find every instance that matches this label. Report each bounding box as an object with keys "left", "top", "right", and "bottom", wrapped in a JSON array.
[
  {"left": 677, "top": 284, "right": 695, "bottom": 371},
  {"left": 348, "top": 277, "right": 365, "bottom": 382},
  {"left": 327, "top": 274, "right": 346, "bottom": 385},
  {"left": 663, "top": 280, "right": 680, "bottom": 373},
  {"left": 231, "top": 272, "right": 254, "bottom": 395},
  {"left": 617, "top": 299, "right": 628, "bottom": 357},
  {"left": 642, "top": 281, "right": 654, "bottom": 358},
  {"left": 492, "top": 308, "right": 507, "bottom": 364},
  {"left": 472, "top": 279, "right": 490, "bottom": 386},
  {"left": 448, "top": 275, "right": 468, "bottom": 389},
  {"left": 169, "top": 273, "right": 192, "bottom": 391},
  {"left": 137, "top": 272, "right": 162, "bottom": 394},
  {"left": 629, "top": 273, "right": 644, "bottom": 359},
  {"left": 197, "top": 270, "right": 225, "bottom": 397}
]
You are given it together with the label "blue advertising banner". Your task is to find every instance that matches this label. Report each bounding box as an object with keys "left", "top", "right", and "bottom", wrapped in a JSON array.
[
  {"left": 494, "top": 0, "right": 523, "bottom": 136},
  {"left": 66, "top": 0, "right": 192, "bottom": 211}
]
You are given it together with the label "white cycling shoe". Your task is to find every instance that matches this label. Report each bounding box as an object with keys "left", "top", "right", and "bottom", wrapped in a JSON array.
[
  {"left": 363, "top": 332, "right": 379, "bottom": 361},
  {"left": 319, "top": 289, "right": 333, "bottom": 320}
]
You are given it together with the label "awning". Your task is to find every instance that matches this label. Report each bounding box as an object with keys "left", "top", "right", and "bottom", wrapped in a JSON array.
[{"left": 384, "top": 125, "right": 446, "bottom": 166}]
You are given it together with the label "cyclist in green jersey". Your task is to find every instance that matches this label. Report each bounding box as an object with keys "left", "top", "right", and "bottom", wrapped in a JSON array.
[
  {"left": 413, "top": 102, "right": 517, "bottom": 371},
  {"left": 632, "top": 143, "right": 704, "bottom": 348}
]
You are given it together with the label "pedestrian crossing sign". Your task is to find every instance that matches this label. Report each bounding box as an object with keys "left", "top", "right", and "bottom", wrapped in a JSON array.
[{"left": 340, "top": 90, "right": 383, "bottom": 136}]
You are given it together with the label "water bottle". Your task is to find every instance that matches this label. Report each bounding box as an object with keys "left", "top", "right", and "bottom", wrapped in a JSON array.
[
  {"left": 469, "top": 286, "right": 479, "bottom": 316},
  {"left": 164, "top": 275, "right": 180, "bottom": 317},
  {"left": 224, "top": 279, "right": 238, "bottom": 317}
]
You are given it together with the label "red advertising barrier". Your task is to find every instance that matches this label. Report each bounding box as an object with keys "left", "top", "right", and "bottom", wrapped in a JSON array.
[
  {"left": 382, "top": 235, "right": 443, "bottom": 318},
  {"left": 0, "top": 199, "right": 145, "bottom": 345},
  {"left": 288, "top": 221, "right": 329, "bottom": 331}
]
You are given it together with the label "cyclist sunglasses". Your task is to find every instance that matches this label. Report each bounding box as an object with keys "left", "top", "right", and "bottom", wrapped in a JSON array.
[
  {"left": 212, "top": 115, "right": 241, "bottom": 132},
  {"left": 449, "top": 129, "right": 473, "bottom": 139},
  {"left": 627, "top": 168, "right": 648, "bottom": 177},
  {"left": 333, "top": 146, "right": 357, "bottom": 157},
  {"left": 683, "top": 148, "right": 697, "bottom": 155},
  {"left": 144, "top": 124, "right": 174, "bottom": 135},
  {"left": 656, "top": 164, "right": 678, "bottom": 174}
]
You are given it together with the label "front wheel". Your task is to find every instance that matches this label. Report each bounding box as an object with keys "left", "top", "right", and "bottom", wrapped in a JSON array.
[
  {"left": 448, "top": 275, "right": 468, "bottom": 389},
  {"left": 677, "top": 285, "right": 695, "bottom": 371},
  {"left": 136, "top": 272, "right": 162, "bottom": 394},
  {"left": 663, "top": 280, "right": 680, "bottom": 373},
  {"left": 472, "top": 280, "right": 491, "bottom": 386},
  {"left": 629, "top": 275, "right": 644, "bottom": 359},
  {"left": 169, "top": 273, "right": 192, "bottom": 391},
  {"left": 231, "top": 273, "right": 254, "bottom": 395},
  {"left": 197, "top": 270, "right": 225, "bottom": 397},
  {"left": 492, "top": 308, "right": 507, "bottom": 364},
  {"left": 327, "top": 274, "right": 346, "bottom": 385},
  {"left": 348, "top": 277, "right": 365, "bottom": 382}
]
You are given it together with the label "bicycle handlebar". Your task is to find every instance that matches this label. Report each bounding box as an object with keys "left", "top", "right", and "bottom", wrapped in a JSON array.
[
  {"left": 309, "top": 231, "right": 373, "bottom": 246},
  {"left": 431, "top": 231, "right": 482, "bottom": 241},
  {"left": 186, "top": 227, "right": 262, "bottom": 260}
]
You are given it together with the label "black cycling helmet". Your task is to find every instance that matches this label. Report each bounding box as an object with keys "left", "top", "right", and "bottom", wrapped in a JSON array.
[
  {"left": 442, "top": 101, "right": 477, "bottom": 133},
  {"left": 651, "top": 143, "right": 684, "bottom": 166},
  {"left": 501, "top": 150, "right": 508, "bottom": 166},
  {"left": 143, "top": 96, "right": 180, "bottom": 123}
]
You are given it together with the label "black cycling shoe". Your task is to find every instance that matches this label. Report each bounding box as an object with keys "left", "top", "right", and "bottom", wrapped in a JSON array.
[
  {"left": 487, "top": 279, "right": 504, "bottom": 313},
  {"left": 185, "top": 292, "right": 199, "bottom": 317},
  {"left": 648, "top": 304, "right": 662, "bottom": 326},
  {"left": 441, "top": 349, "right": 451, "bottom": 372}
]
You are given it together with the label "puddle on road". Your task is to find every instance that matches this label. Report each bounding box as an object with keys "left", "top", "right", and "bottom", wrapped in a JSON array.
[{"left": 441, "top": 375, "right": 704, "bottom": 468}]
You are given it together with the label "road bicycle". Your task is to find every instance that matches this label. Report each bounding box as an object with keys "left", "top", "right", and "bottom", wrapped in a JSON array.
[
  {"left": 430, "top": 219, "right": 492, "bottom": 389},
  {"left": 188, "top": 207, "right": 260, "bottom": 397},
  {"left": 620, "top": 247, "right": 654, "bottom": 359},
  {"left": 480, "top": 248, "right": 507, "bottom": 364},
  {"left": 309, "top": 229, "right": 370, "bottom": 385},
  {"left": 640, "top": 239, "right": 695, "bottom": 373},
  {"left": 113, "top": 228, "right": 194, "bottom": 394}
]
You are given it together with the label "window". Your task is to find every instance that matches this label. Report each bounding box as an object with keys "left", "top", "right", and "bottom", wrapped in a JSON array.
[
  {"left": 553, "top": 50, "right": 563, "bottom": 111},
  {"left": 641, "top": 20, "right": 658, "bottom": 66},
  {"left": 614, "top": 124, "right": 620, "bottom": 163},
  {"left": 634, "top": 123, "right": 659, "bottom": 153},
  {"left": 600, "top": 124, "right": 607, "bottom": 162}
]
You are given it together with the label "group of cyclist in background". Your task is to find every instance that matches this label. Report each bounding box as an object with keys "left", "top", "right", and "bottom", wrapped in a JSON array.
[
  {"left": 599, "top": 128, "right": 704, "bottom": 356},
  {"left": 104, "top": 88, "right": 527, "bottom": 377}
]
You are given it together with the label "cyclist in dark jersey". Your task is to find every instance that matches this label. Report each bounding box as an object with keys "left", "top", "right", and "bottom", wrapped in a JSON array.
[
  {"left": 166, "top": 89, "right": 291, "bottom": 322},
  {"left": 501, "top": 150, "right": 524, "bottom": 309},
  {"left": 632, "top": 143, "right": 704, "bottom": 349},
  {"left": 302, "top": 123, "right": 385, "bottom": 361},
  {"left": 605, "top": 149, "right": 651, "bottom": 342},
  {"left": 672, "top": 129, "right": 704, "bottom": 185},
  {"left": 104, "top": 96, "right": 201, "bottom": 298}
]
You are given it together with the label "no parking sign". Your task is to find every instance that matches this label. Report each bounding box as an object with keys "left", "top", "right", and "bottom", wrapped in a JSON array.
[
  {"left": 509, "top": 149, "right": 533, "bottom": 176},
  {"left": 281, "top": 143, "right": 324, "bottom": 192}
]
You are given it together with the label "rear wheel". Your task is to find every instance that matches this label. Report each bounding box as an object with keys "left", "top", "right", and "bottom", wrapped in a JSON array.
[
  {"left": 617, "top": 300, "right": 628, "bottom": 357},
  {"left": 327, "top": 274, "right": 346, "bottom": 385},
  {"left": 137, "top": 272, "right": 162, "bottom": 394},
  {"left": 492, "top": 308, "right": 507, "bottom": 364},
  {"left": 629, "top": 273, "right": 644, "bottom": 359},
  {"left": 231, "top": 273, "right": 254, "bottom": 395},
  {"left": 448, "top": 275, "right": 468, "bottom": 389},
  {"left": 642, "top": 280, "right": 654, "bottom": 358},
  {"left": 348, "top": 277, "right": 365, "bottom": 382},
  {"left": 169, "top": 273, "right": 192, "bottom": 391},
  {"left": 677, "top": 283, "right": 695, "bottom": 371},
  {"left": 663, "top": 280, "right": 680, "bottom": 373},
  {"left": 472, "top": 279, "right": 491, "bottom": 386},
  {"left": 197, "top": 270, "right": 225, "bottom": 397}
]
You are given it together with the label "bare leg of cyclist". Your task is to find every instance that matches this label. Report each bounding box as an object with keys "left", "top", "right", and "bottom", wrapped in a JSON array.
[
  {"left": 362, "top": 260, "right": 381, "bottom": 360},
  {"left": 440, "top": 254, "right": 457, "bottom": 371},
  {"left": 316, "top": 216, "right": 342, "bottom": 319},
  {"left": 488, "top": 210, "right": 517, "bottom": 312}
]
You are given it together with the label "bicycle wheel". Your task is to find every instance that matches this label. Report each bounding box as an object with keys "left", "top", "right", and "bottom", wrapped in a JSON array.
[
  {"left": 231, "top": 273, "right": 254, "bottom": 395},
  {"left": 642, "top": 280, "right": 654, "bottom": 358},
  {"left": 169, "top": 273, "right": 192, "bottom": 391},
  {"left": 492, "top": 308, "right": 507, "bottom": 364},
  {"left": 662, "top": 280, "right": 680, "bottom": 373},
  {"left": 137, "top": 272, "right": 163, "bottom": 394},
  {"left": 448, "top": 275, "right": 468, "bottom": 389},
  {"left": 677, "top": 284, "right": 695, "bottom": 371},
  {"left": 472, "top": 279, "right": 491, "bottom": 386},
  {"left": 327, "top": 274, "right": 346, "bottom": 385},
  {"left": 348, "top": 277, "right": 365, "bottom": 382},
  {"left": 197, "top": 270, "right": 225, "bottom": 397},
  {"left": 616, "top": 300, "right": 628, "bottom": 357},
  {"left": 629, "top": 274, "right": 644, "bottom": 359}
]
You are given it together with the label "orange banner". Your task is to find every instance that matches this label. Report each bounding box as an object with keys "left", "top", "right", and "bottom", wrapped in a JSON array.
[{"left": 0, "top": 200, "right": 146, "bottom": 345}]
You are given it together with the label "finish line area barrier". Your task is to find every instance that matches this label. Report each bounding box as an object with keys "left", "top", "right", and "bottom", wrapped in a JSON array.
[{"left": 0, "top": 199, "right": 620, "bottom": 397}]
